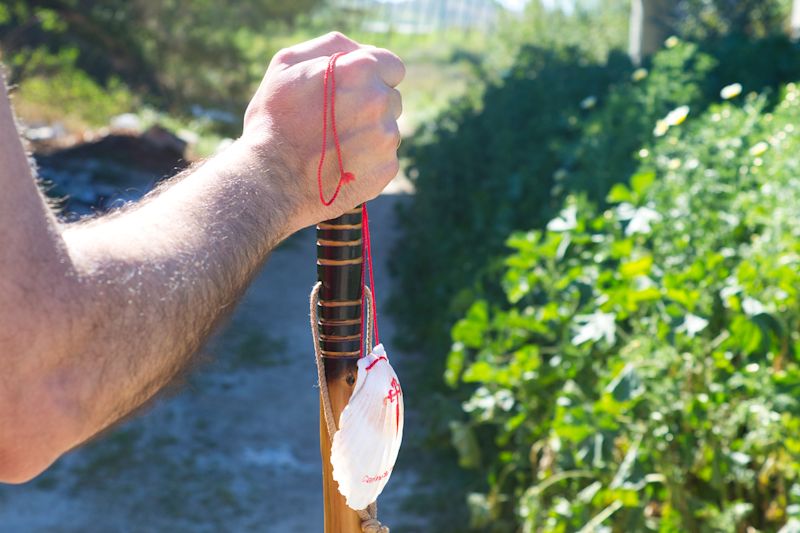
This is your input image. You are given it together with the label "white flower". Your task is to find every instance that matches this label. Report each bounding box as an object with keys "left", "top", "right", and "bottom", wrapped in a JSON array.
[
  {"left": 580, "top": 96, "right": 597, "bottom": 110},
  {"left": 625, "top": 206, "right": 662, "bottom": 236},
  {"left": 749, "top": 141, "right": 769, "bottom": 156},
  {"left": 632, "top": 68, "right": 648, "bottom": 82},
  {"left": 678, "top": 314, "right": 708, "bottom": 338},
  {"left": 653, "top": 120, "right": 669, "bottom": 137},
  {"left": 654, "top": 106, "right": 690, "bottom": 137},
  {"left": 664, "top": 105, "right": 690, "bottom": 126},
  {"left": 572, "top": 312, "right": 616, "bottom": 346},
  {"left": 616, "top": 202, "right": 637, "bottom": 220},
  {"left": 547, "top": 205, "right": 578, "bottom": 232},
  {"left": 665, "top": 36, "right": 680, "bottom": 49},
  {"left": 742, "top": 297, "right": 765, "bottom": 316},
  {"left": 720, "top": 83, "right": 743, "bottom": 100}
]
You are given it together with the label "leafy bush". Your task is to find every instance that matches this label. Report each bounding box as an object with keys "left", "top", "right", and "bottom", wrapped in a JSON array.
[
  {"left": 447, "top": 85, "right": 800, "bottom": 531},
  {"left": 393, "top": 39, "right": 728, "bottom": 358},
  {"left": 10, "top": 47, "right": 134, "bottom": 128}
]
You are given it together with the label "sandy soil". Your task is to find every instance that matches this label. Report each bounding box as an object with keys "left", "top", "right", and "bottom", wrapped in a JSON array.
[{"left": 0, "top": 193, "right": 427, "bottom": 532}]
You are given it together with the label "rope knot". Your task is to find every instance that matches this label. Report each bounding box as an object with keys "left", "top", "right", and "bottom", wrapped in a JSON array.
[{"left": 360, "top": 517, "right": 389, "bottom": 533}]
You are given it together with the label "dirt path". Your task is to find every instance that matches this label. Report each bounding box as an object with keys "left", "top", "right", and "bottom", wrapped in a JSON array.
[{"left": 0, "top": 193, "right": 427, "bottom": 532}]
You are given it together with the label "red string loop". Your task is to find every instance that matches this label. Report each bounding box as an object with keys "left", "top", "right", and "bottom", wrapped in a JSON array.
[
  {"left": 317, "top": 52, "right": 380, "bottom": 357},
  {"left": 317, "top": 52, "right": 354, "bottom": 206}
]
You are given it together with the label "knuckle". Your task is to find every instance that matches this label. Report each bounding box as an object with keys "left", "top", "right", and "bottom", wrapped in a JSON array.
[
  {"left": 374, "top": 48, "right": 406, "bottom": 79},
  {"left": 272, "top": 48, "right": 295, "bottom": 65},
  {"left": 355, "top": 54, "right": 380, "bottom": 72},
  {"left": 326, "top": 31, "right": 355, "bottom": 47}
]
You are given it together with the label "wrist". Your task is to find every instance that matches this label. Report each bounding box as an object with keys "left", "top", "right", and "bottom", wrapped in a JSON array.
[{"left": 214, "top": 136, "right": 306, "bottom": 241}]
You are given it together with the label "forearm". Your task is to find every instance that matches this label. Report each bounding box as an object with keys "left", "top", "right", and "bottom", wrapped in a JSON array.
[
  {"left": 58, "top": 141, "right": 295, "bottom": 444},
  {"left": 0, "top": 77, "right": 89, "bottom": 481},
  {"left": 0, "top": 130, "right": 296, "bottom": 481}
]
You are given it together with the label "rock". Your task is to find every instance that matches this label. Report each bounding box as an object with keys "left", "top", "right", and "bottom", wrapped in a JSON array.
[
  {"left": 177, "top": 129, "right": 200, "bottom": 146},
  {"left": 142, "top": 125, "right": 187, "bottom": 156},
  {"left": 24, "top": 123, "right": 66, "bottom": 142},
  {"left": 110, "top": 113, "right": 142, "bottom": 132},
  {"left": 34, "top": 127, "right": 190, "bottom": 218}
]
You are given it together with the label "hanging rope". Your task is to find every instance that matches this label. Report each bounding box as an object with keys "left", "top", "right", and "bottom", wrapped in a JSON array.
[{"left": 310, "top": 282, "right": 389, "bottom": 533}]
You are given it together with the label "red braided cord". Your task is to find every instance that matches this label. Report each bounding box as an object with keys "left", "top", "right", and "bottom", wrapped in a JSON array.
[{"left": 317, "top": 52, "right": 354, "bottom": 206}]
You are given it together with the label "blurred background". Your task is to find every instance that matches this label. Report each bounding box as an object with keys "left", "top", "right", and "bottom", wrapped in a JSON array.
[{"left": 5, "top": 0, "right": 800, "bottom": 532}]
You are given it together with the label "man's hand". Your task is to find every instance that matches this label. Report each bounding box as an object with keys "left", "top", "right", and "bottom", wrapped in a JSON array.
[
  {"left": 0, "top": 33, "right": 404, "bottom": 483},
  {"left": 241, "top": 32, "right": 404, "bottom": 231}
]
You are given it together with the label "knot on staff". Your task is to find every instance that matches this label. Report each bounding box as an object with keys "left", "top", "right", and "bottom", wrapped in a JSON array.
[{"left": 357, "top": 503, "right": 390, "bottom": 533}]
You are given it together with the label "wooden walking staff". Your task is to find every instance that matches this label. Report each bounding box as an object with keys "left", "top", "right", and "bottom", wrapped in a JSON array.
[{"left": 316, "top": 207, "right": 364, "bottom": 532}]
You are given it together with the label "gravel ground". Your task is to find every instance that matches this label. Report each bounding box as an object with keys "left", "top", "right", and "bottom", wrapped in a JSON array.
[{"left": 0, "top": 192, "right": 428, "bottom": 532}]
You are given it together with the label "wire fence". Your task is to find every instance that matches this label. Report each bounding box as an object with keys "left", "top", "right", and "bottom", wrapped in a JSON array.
[{"left": 334, "top": 0, "right": 500, "bottom": 34}]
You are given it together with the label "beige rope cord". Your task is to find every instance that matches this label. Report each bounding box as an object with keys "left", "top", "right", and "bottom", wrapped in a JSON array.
[{"left": 310, "top": 282, "right": 390, "bottom": 533}]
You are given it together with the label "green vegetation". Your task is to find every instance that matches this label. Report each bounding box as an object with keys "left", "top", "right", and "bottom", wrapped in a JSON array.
[
  {"left": 10, "top": 47, "right": 134, "bottom": 129},
  {"left": 0, "top": 1, "right": 497, "bottom": 142},
  {"left": 391, "top": 3, "right": 800, "bottom": 530},
  {"left": 448, "top": 82, "right": 800, "bottom": 531}
]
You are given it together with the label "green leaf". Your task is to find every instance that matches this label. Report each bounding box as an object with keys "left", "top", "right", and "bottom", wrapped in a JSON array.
[
  {"left": 608, "top": 183, "right": 632, "bottom": 203},
  {"left": 445, "top": 343, "right": 466, "bottom": 387},
  {"left": 620, "top": 255, "right": 653, "bottom": 278},
  {"left": 450, "top": 421, "right": 481, "bottom": 469},
  {"left": 463, "top": 361, "right": 495, "bottom": 383},
  {"left": 605, "top": 364, "right": 644, "bottom": 402},
  {"left": 452, "top": 300, "right": 489, "bottom": 348},
  {"left": 631, "top": 171, "right": 656, "bottom": 196}
]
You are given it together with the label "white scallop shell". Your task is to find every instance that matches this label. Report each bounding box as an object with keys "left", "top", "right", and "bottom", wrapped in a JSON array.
[{"left": 331, "top": 344, "right": 404, "bottom": 511}]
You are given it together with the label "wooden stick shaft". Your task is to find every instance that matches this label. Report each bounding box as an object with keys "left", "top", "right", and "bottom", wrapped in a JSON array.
[{"left": 317, "top": 207, "right": 363, "bottom": 532}]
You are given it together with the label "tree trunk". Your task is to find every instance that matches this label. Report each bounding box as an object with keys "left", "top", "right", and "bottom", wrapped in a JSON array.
[{"left": 629, "top": 0, "right": 673, "bottom": 65}]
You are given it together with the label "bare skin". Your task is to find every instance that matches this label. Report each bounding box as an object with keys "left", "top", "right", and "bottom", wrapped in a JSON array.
[{"left": 0, "top": 32, "right": 404, "bottom": 484}]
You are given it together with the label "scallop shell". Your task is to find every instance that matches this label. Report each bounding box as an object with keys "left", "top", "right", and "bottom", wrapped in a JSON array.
[{"left": 331, "top": 344, "right": 404, "bottom": 511}]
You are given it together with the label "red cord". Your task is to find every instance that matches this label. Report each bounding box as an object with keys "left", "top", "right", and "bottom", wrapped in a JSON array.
[
  {"left": 359, "top": 210, "right": 367, "bottom": 358},
  {"left": 317, "top": 52, "right": 380, "bottom": 357},
  {"left": 363, "top": 204, "right": 380, "bottom": 346},
  {"left": 317, "top": 52, "right": 355, "bottom": 206}
]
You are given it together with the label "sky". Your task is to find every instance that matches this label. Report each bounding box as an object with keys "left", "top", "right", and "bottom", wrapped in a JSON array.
[
  {"left": 497, "top": 0, "right": 530, "bottom": 11},
  {"left": 497, "top": 0, "right": 576, "bottom": 13}
]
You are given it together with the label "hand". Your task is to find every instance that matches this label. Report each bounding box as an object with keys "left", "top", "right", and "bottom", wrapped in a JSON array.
[{"left": 239, "top": 32, "right": 405, "bottom": 231}]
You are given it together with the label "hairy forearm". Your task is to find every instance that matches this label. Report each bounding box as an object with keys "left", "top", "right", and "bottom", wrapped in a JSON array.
[
  {"left": 0, "top": 122, "right": 296, "bottom": 479},
  {"left": 58, "top": 141, "right": 294, "bottom": 443}
]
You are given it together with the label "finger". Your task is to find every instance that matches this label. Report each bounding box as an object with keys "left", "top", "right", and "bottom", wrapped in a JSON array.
[
  {"left": 367, "top": 47, "right": 406, "bottom": 88},
  {"left": 273, "top": 32, "right": 361, "bottom": 66},
  {"left": 337, "top": 48, "right": 406, "bottom": 88},
  {"left": 388, "top": 87, "right": 402, "bottom": 120},
  {"left": 384, "top": 119, "right": 401, "bottom": 154}
]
